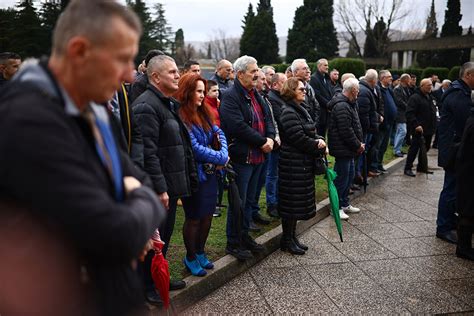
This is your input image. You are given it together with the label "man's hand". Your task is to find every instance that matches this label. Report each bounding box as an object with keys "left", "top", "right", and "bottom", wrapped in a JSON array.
[
  {"left": 158, "top": 192, "right": 169, "bottom": 210},
  {"left": 379, "top": 115, "right": 384, "bottom": 123},
  {"left": 415, "top": 125, "right": 423, "bottom": 134},
  {"left": 317, "top": 139, "right": 326, "bottom": 149},
  {"left": 261, "top": 138, "right": 274, "bottom": 153},
  {"left": 357, "top": 143, "right": 366, "bottom": 154},
  {"left": 123, "top": 176, "right": 141, "bottom": 195}
]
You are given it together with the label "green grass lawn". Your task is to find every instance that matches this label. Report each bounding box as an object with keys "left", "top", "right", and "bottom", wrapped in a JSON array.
[{"left": 167, "top": 145, "right": 403, "bottom": 280}]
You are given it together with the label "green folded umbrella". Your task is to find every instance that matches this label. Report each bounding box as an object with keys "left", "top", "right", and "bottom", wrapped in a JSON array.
[{"left": 325, "top": 165, "right": 344, "bottom": 242}]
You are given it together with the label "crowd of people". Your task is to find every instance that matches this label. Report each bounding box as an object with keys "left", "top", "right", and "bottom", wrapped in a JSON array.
[{"left": 0, "top": 1, "right": 473, "bottom": 314}]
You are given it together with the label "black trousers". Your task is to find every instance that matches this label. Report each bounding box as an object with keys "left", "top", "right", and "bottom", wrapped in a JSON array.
[{"left": 405, "top": 133, "right": 433, "bottom": 171}]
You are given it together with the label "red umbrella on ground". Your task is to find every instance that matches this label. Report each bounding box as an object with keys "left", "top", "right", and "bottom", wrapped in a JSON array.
[{"left": 150, "top": 229, "right": 170, "bottom": 308}]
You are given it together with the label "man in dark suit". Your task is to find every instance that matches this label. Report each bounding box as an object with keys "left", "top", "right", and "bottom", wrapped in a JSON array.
[
  {"left": 0, "top": 1, "right": 165, "bottom": 314},
  {"left": 310, "top": 58, "right": 334, "bottom": 137}
]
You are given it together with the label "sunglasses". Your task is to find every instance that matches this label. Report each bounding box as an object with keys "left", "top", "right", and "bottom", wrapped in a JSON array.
[{"left": 297, "top": 88, "right": 306, "bottom": 92}]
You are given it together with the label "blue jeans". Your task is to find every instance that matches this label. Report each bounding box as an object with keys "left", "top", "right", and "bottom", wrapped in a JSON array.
[
  {"left": 437, "top": 170, "right": 457, "bottom": 234},
  {"left": 249, "top": 159, "right": 268, "bottom": 217},
  {"left": 226, "top": 162, "right": 263, "bottom": 244},
  {"left": 265, "top": 151, "right": 279, "bottom": 206},
  {"left": 334, "top": 157, "right": 355, "bottom": 208},
  {"left": 393, "top": 123, "right": 407, "bottom": 155}
]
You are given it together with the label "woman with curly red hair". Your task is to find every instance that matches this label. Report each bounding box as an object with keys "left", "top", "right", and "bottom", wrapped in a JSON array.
[{"left": 174, "top": 73, "right": 229, "bottom": 276}]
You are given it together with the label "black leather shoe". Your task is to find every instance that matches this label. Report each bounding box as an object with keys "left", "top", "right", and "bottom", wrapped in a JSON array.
[
  {"left": 145, "top": 290, "right": 163, "bottom": 306},
  {"left": 169, "top": 280, "right": 186, "bottom": 291},
  {"left": 267, "top": 204, "right": 280, "bottom": 218},
  {"left": 225, "top": 244, "right": 253, "bottom": 261},
  {"left": 280, "top": 238, "right": 305, "bottom": 255},
  {"left": 417, "top": 170, "right": 434, "bottom": 174},
  {"left": 436, "top": 230, "right": 458, "bottom": 244},
  {"left": 253, "top": 213, "right": 271, "bottom": 225},
  {"left": 242, "top": 234, "right": 264, "bottom": 252},
  {"left": 249, "top": 221, "right": 261, "bottom": 232},
  {"left": 456, "top": 248, "right": 474, "bottom": 261},
  {"left": 395, "top": 152, "right": 404, "bottom": 157},
  {"left": 404, "top": 170, "right": 416, "bottom": 177}
]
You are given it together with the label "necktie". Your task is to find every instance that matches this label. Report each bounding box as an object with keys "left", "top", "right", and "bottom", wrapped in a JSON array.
[{"left": 83, "top": 107, "right": 124, "bottom": 201}]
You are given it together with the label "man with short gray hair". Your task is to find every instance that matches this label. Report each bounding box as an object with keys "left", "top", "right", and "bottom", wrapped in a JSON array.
[
  {"left": 220, "top": 55, "right": 276, "bottom": 260},
  {"left": 262, "top": 65, "right": 276, "bottom": 91},
  {"left": 132, "top": 54, "right": 199, "bottom": 298},
  {"left": 210, "top": 59, "right": 233, "bottom": 93},
  {"left": 392, "top": 73, "right": 411, "bottom": 157},
  {"left": 291, "top": 58, "right": 321, "bottom": 131},
  {"left": 0, "top": 1, "right": 165, "bottom": 313},
  {"left": 310, "top": 58, "right": 333, "bottom": 137},
  {"left": 328, "top": 78, "right": 364, "bottom": 219}
]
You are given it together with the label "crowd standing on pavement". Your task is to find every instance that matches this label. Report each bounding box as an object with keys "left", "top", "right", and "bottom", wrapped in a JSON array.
[{"left": 0, "top": 0, "right": 473, "bottom": 314}]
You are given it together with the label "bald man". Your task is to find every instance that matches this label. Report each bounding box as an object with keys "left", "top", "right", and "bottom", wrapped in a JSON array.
[
  {"left": 210, "top": 59, "right": 234, "bottom": 93},
  {"left": 404, "top": 78, "right": 437, "bottom": 177}
]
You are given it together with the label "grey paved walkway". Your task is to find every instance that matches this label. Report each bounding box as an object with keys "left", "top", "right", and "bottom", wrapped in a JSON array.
[{"left": 185, "top": 152, "right": 474, "bottom": 314}]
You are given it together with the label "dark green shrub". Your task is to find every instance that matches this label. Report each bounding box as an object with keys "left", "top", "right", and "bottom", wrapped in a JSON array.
[
  {"left": 270, "top": 63, "right": 289, "bottom": 73},
  {"left": 402, "top": 67, "right": 423, "bottom": 79},
  {"left": 421, "top": 67, "right": 450, "bottom": 80},
  {"left": 328, "top": 58, "right": 366, "bottom": 78},
  {"left": 448, "top": 66, "right": 461, "bottom": 81}
]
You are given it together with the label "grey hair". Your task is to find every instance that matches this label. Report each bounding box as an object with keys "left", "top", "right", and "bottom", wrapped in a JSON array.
[
  {"left": 460, "top": 62, "right": 474, "bottom": 78},
  {"left": 442, "top": 79, "right": 452, "bottom": 85},
  {"left": 233, "top": 55, "right": 258, "bottom": 73},
  {"left": 343, "top": 77, "right": 359, "bottom": 93},
  {"left": 316, "top": 58, "right": 328, "bottom": 66},
  {"left": 341, "top": 73, "right": 355, "bottom": 84},
  {"left": 365, "top": 69, "right": 378, "bottom": 82},
  {"left": 400, "top": 73, "right": 411, "bottom": 81},
  {"left": 291, "top": 58, "right": 307, "bottom": 73},
  {"left": 52, "top": 0, "right": 141, "bottom": 56},
  {"left": 379, "top": 70, "right": 391, "bottom": 80},
  {"left": 261, "top": 65, "right": 275, "bottom": 74},
  {"left": 147, "top": 55, "right": 176, "bottom": 78}
]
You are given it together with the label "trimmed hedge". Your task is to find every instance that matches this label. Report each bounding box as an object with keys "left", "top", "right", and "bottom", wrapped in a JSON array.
[
  {"left": 271, "top": 63, "right": 289, "bottom": 73},
  {"left": 421, "top": 67, "right": 450, "bottom": 80},
  {"left": 328, "top": 58, "right": 366, "bottom": 78},
  {"left": 448, "top": 66, "right": 461, "bottom": 81}
]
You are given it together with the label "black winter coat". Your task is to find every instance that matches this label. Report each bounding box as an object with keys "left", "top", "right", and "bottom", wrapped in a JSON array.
[
  {"left": 437, "top": 80, "right": 473, "bottom": 168},
  {"left": 406, "top": 88, "right": 437, "bottom": 135},
  {"left": 309, "top": 71, "right": 333, "bottom": 109},
  {"left": 393, "top": 85, "right": 410, "bottom": 123},
  {"left": 267, "top": 89, "right": 285, "bottom": 130},
  {"left": 0, "top": 61, "right": 165, "bottom": 314},
  {"left": 456, "top": 108, "right": 474, "bottom": 220},
  {"left": 357, "top": 80, "right": 379, "bottom": 133},
  {"left": 328, "top": 94, "right": 363, "bottom": 158},
  {"left": 278, "top": 100, "right": 325, "bottom": 220},
  {"left": 132, "top": 84, "right": 198, "bottom": 198},
  {"left": 305, "top": 83, "right": 321, "bottom": 132},
  {"left": 219, "top": 78, "right": 275, "bottom": 164}
]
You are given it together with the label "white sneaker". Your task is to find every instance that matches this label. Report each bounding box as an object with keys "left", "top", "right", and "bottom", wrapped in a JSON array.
[
  {"left": 343, "top": 205, "right": 360, "bottom": 213},
  {"left": 339, "top": 209, "right": 349, "bottom": 220}
]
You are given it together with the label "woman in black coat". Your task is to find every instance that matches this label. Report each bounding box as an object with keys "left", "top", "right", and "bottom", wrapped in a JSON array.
[{"left": 278, "top": 77, "right": 327, "bottom": 255}]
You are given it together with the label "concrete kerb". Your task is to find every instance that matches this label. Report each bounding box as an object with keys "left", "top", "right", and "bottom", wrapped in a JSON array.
[{"left": 166, "top": 156, "right": 406, "bottom": 314}]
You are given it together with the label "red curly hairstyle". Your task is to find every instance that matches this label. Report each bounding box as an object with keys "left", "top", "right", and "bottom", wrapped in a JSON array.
[{"left": 174, "top": 73, "right": 215, "bottom": 131}]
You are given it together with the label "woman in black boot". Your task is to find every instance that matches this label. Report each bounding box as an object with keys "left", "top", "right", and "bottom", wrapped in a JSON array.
[{"left": 278, "top": 76, "right": 326, "bottom": 255}]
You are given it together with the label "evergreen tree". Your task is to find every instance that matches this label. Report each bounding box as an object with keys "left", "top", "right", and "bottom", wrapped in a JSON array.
[
  {"left": 439, "top": 0, "right": 463, "bottom": 68},
  {"left": 239, "top": 4, "right": 256, "bottom": 58},
  {"left": 0, "top": 8, "right": 17, "bottom": 52},
  {"left": 127, "top": 0, "right": 156, "bottom": 64},
  {"left": 311, "top": 0, "right": 339, "bottom": 58},
  {"left": 10, "top": 0, "right": 44, "bottom": 58},
  {"left": 364, "top": 17, "right": 388, "bottom": 58},
  {"left": 151, "top": 3, "right": 173, "bottom": 54},
  {"left": 441, "top": 0, "right": 463, "bottom": 37},
  {"left": 40, "top": 1, "right": 62, "bottom": 54},
  {"left": 287, "top": 0, "right": 338, "bottom": 63},
  {"left": 363, "top": 18, "right": 377, "bottom": 58},
  {"left": 174, "top": 28, "right": 185, "bottom": 66},
  {"left": 417, "top": 0, "right": 439, "bottom": 68},
  {"left": 207, "top": 43, "right": 212, "bottom": 59},
  {"left": 468, "top": 25, "right": 472, "bottom": 35},
  {"left": 425, "top": 0, "right": 438, "bottom": 38}
]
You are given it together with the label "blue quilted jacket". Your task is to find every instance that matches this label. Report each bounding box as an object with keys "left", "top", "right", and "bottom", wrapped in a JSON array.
[{"left": 188, "top": 124, "right": 228, "bottom": 182}]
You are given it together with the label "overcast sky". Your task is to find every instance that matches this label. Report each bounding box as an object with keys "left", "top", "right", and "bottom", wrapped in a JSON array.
[{"left": 1, "top": 0, "right": 473, "bottom": 42}]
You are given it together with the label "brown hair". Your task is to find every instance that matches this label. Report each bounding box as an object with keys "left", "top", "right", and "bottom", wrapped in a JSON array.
[
  {"left": 52, "top": 0, "right": 142, "bottom": 55},
  {"left": 280, "top": 77, "right": 303, "bottom": 101},
  {"left": 174, "top": 73, "right": 215, "bottom": 131}
]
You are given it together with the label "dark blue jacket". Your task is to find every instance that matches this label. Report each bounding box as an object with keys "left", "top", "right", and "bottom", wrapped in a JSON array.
[
  {"left": 379, "top": 84, "right": 397, "bottom": 124},
  {"left": 188, "top": 124, "right": 228, "bottom": 182},
  {"left": 438, "top": 79, "right": 473, "bottom": 168},
  {"left": 219, "top": 78, "right": 276, "bottom": 164}
]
